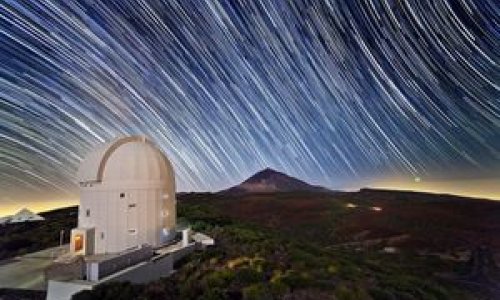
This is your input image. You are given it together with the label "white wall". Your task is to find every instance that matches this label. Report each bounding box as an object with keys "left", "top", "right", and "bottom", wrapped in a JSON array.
[
  {"left": 46, "top": 280, "right": 92, "bottom": 300},
  {"left": 78, "top": 185, "right": 175, "bottom": 254}
]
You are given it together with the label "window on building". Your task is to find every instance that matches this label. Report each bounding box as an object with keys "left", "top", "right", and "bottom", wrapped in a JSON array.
[
  {"left": 120, "top": 193, "right": 125, "bottom": 198},
  {"left": 128, "top": 229, "right": 137, "bottom": 234},
  {"left": 101, "top": 232, "right": 105, "bottom": 239},
  {"left": 86, "top": 209, "right": 90, "bottom": 217},
  {"left": 128, "top": 203, "right": 136, "bottom": 208}
]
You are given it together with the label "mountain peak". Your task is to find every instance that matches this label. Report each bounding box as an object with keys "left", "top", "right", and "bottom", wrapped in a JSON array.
[
  {"left": 258, "top": 167, "right": 277, "bottom": 174},
  {"left": 8, "top": 207, "right": 45, "bottom": 223},
  {"left": 15, "top": 208, "right": 35, "bottom": 215},
  {"left": 221, "top": 168, "right": 330, "bottom": 195},
  {"left": 244, "top": 168, "right": 286, "bottom": 182}
]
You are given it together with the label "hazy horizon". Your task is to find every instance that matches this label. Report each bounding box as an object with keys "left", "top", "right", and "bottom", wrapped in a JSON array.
[{"left": 2, "top": 175, "right": 498, "bottom": 218}]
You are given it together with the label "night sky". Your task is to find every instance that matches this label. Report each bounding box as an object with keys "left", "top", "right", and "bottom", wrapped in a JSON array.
[{"left": 0, "top": 0, "right": 499, "bottom": 214}]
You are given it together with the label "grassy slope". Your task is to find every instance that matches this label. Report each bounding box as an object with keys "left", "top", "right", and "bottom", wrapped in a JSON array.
[
  {"left": 75, "top": 191, "right": 488, "bottom": 300},
  {"left": 192, "top": 190, "right": 500, "bottom": 252}
]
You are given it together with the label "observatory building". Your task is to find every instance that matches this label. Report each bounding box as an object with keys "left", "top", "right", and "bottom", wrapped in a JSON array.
[
  {"left": 71, "top": 136, "right": 176, "bottom": 255},
  {"left": 46, "top": 136, "right": 213, "bottom": 300}
]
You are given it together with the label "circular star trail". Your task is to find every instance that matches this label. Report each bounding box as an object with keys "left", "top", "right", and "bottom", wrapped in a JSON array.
[{"left": 0, "top": 0, "right": 499, "bottom": 203}]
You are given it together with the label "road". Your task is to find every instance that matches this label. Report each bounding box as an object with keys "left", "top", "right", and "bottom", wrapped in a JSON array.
[{"left": 0, "top": 246, "right": 67, "bottom": 290}]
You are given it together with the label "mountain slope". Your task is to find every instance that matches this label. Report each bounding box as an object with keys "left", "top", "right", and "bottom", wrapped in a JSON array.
[{"left": 220, "top": 168, "right": 330, "bottom": 194}]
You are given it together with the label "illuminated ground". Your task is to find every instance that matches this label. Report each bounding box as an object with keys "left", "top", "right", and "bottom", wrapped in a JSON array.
[{"left": 0, "top": 246, "right": 66, "bottom": 290}]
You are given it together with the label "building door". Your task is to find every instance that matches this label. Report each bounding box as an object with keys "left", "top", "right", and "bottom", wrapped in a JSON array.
[
  {"left": 126, "top": 192, "right": 138, "bottom": 249},
  {"left": 74, "top": 234, "right": 84, "bottom": 252}
]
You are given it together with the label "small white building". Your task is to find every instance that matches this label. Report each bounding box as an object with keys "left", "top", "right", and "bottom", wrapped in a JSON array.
[{"left": 71, "top": 136, "right": 176, "bottom": 255}]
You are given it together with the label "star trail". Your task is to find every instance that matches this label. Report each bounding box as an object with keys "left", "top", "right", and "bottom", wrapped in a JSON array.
[{"left": 0, "top": 0, "right": 499, "bottom": 212}]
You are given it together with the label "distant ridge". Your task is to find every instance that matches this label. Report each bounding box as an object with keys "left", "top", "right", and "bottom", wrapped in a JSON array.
[
  {"left": 0, "top": 208, "right": 45, "bottom": 224},
  {"left": 357, "top": 188, "right": 499, "bottom": 202},
  {"left": 220, "top": 168, "right": 330, "bottom": 195}
]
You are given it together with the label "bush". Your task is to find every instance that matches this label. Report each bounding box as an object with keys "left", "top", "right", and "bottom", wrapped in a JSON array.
[
  {"left": 269, "top": 280, "right": 289, "bottom": 297},
  {"left": 334, "top": 283, "right": 371, "bottom": 300},
  {"left": 72, "top": 282, "right": 140, "bottom": 300},
  {"left": 2, "top": 238, "right": 32, "bottom": 251},
  {"left": 369, "top": 287, "right": 396, "bottom": 300},
  {"left": 281, "top": 270, "right": 312, "bottom": 289},
  {"left": 233, "top": 267, "right": 263, "bottom": 285},
  {"left": 204, "top": 270, "right": 234, "bottom": 288},
  {"left": 199, "top": 287, "right": 227, "bottom": 300},
  {"left": 140, "top": 280, "right": 178, "bottom": 300},
  {"left": 242, "top": 283, "right": 272, "bottom": 300}
]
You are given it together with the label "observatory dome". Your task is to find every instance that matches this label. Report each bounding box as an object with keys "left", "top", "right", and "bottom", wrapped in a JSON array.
[{"left": 77, "top": 136, "right": 174, "bottom": 185}]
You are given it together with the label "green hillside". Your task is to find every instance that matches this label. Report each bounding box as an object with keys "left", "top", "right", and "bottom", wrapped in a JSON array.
[{"left": 75, "top": 190, "right": 499, "bottom": 299}]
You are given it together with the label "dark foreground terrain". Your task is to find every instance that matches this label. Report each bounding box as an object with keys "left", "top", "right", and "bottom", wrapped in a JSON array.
[
  {"left": 0, "top": 207, "right": 77, "bottom": 261},
  {"left": 1, "top": 189, "right": 500, "bottom": 299}
]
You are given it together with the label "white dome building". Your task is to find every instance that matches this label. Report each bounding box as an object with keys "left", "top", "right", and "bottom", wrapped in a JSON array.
[{"left": 70, "top": 136, "right": 176, "bottom": 255}]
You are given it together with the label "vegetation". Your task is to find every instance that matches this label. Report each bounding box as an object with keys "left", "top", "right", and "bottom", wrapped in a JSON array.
[
  {"left": 73, "top": 198, "right": 474, "bottom": 299},
  {"left": 0, "top": 207, "right": 77, "bottom": 260},
  {"left": 3, "top": 190, "right": 498, "bottom": 299}
]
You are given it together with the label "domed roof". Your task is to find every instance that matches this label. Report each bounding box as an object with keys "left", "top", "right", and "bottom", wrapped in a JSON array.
[{"left": 77, "top": 136, "right": 173, "bottom": 184}]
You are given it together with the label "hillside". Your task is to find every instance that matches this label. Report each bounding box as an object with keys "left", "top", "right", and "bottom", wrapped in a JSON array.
[
  {"left": 2, "top": 185, "right": 500, "bottom": 299},
  {"left": 0, "top": 207, "right": 77, "bottom": 261},
  {"left": 74, "top": 189, "right": 500, "bottom": 299},
  {"left": 181, "top": 188, "right": 500, "bottom": 255}
]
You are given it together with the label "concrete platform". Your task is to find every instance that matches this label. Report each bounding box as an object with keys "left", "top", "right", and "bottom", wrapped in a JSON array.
[
  {"left": 46, "top": 242, "right": 196, "bottom": 300},
  {"left": 0, "top": 246, "right": 67, "bottom": 290}
]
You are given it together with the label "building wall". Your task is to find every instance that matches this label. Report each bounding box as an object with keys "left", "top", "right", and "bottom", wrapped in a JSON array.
[
  {"left": 46, "top": 280, "right": 92, "bottom": 300},
  {"left": 104, "top": 254, "right": 174, "bottom": 284},
  {"left": 45, "top": 256, "right": 85, "bottom": 282},
  {"left": 78, "top": 183, "right": 175, "bottom": 254},
  {"left": 87, "top": 246, "right": 154, "bottom": 281},
  {"left": 171, "top": 243, "right": 196, "bottom": 262}
]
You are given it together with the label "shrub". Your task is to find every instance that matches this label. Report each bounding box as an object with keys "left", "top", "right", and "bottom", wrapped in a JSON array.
[
  {"left": 204, "top": 270, "right": 235, "bottom": 288},
  {"left": 242, "top": 283, "right": 272, "bottom": 300},
  {"left": 140, "top": 280, "right": 178, "bottom": 300},
  {"left": 281, "top": 270, "right": 312, "bottom": 289},
  {"left": 269, "top": 280, "right": 289, "bottom": 297},
  {"left": 199, "top": 287, "right": 227, "bottom": 300},
  {"left": 72, "top": 282, "right": 140, "bottom": 300},
  {"left": 334, "top": 283, "right": 371, "bottom": 300},
  {"left": 233, "top": 267, "right": 263, "bottom": 285},
  {"left": 369, "top": 287, "right": 396, "bottom": 300}
]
